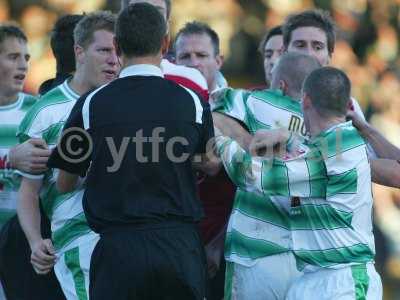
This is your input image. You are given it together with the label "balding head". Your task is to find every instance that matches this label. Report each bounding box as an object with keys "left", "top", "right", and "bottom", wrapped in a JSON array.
[{"left": 271, "top": 52, "right": 320, "bottom": 100}]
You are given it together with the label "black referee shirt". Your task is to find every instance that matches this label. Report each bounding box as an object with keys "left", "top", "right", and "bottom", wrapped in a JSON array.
[{"left": 48, "top": 64, "right": 214, "bottom": 233}]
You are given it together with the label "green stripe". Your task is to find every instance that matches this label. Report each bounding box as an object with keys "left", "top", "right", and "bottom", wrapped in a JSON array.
[
  {"left": 52, "top": 213, "right": 91, "bottom": 250},
  {"left": 224, "top": 261, "right": 234, "bottom": 300},
  {"left": 64, "top": 247, "right": 88, "bottom": 300},
  {"left": 234, "top": 189, "right": 290, "bottom": 229},
  {"left": 291, "top": 204, "right": 353, "bottom": 230},
  {"left": 0, "top": 125, "right": 19, "bottom": 147},
  {"left": 261, "top": 159, "right": 290, "bottom": 196},
  {"left": 213, "top": 88, "right": 250, "bottom": 115},
  {"left": 42, "top": 121, "right": 65, "bottom": 145},
  {"left": 0, "top": 210, "right": 16, "bottom": 228},
  {"left": 20, "top": 94, "right": 37, "bottom": 112},
  {"left": 294, "top": 243, "right": 374, "bottom": 268},
  {"left": 225, "top": 229, "right": 288, "bottom": 260},
  {"left": 351, "top": 264, "right": 369, "bottom": 300},
  {"left": 221, "top": 139, "right": 253, "bottom": 189},
  {"left": 327, "top": 168, "right": 358, "bottom": 196},
  {"left": 305, "top": 153, "right": 327, "bottom": 197},
  {"left": 0, "top": 171, "right": 20, "bottom": 190},
  {"left": 17, "top": 87, "right": 71, "bottom": 137},
  {"left": 40, "top": 182, "right": 79, "bottom": 219},
  {"left": 313, "top": 125, "right": 365, "bottom": 158}
]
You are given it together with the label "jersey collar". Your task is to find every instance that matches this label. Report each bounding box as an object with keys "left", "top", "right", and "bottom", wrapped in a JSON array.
[{"left": 119, "top": 64, "right": 164, "bottom": 79}]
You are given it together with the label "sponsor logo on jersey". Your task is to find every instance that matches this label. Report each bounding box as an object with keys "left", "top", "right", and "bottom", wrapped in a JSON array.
[{"left": 288, "top": 115, "right": 307, "bottom": 136}]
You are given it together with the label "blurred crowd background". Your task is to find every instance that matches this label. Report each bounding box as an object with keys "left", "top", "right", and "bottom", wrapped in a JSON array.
[{"left": 1, "top": 0, "right": 400, "bottom": 299}]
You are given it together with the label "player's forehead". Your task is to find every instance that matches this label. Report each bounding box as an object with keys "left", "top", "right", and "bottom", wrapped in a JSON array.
[
  {"left": 290, "top": 26, "right": 327, "bottom": 45},
  {"left": 89, "top": 30, "right": 114, "bottom": 46},
  {"left": 265, "top": 35, "right": 283, "bottom": 51},
  {"left": 176, "top": 33, "right": 213, "bottom": 53},
  {"left": 0, "top": 37, "right": 27, "bottom": 54},
  {"left": 128, "top": 0, "right": 167, "bottom": 19}
]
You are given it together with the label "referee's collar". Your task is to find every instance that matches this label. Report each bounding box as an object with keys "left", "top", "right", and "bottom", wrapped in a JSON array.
[{"left": 119, "top": 64, "right": 164, "bottom": 78}]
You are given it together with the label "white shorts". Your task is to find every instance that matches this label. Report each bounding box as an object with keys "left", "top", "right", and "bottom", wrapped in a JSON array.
[
  {"left": 286, "top": 263, "right": 382, "bottom": 300},
  {"left": 54, "top": 233, "right": 99, "bottom": 300},
  {"left": 225, "top": 252, "right": 303, "bottom": 300}
]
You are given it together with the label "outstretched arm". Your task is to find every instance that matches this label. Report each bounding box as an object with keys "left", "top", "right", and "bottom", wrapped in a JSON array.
[
  {"left": 216, "top": 134, "right": 326, "bottom": 198},
  {"left": 348, "top": 110, "right": 400, "bottom": 160}
]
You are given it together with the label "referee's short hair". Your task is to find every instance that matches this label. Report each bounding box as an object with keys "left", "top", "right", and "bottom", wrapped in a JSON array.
[
  {"left": 303, "top": 67, "right": 350, "bottom": 118},
  {"left": 120, "top": 0, "right": 172, "bottom": 20},
  {"left": 116, "top": 3, "right": 167, "bottom": 58}
]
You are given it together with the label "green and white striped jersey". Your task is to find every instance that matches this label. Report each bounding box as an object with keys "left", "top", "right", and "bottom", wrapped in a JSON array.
[
  {"left": 212, "top": 88, "right": 306, "bottom": 266},
  {"left": 0, "top": 93, "right": 37, "bottom": 227},
  {"left": 211, "top": 88, "right": 368, "bottom": 266},
  {"left": 216, "top": 121, "right": 375, "bottom": 272},
  {"left": 18, "top": 79, "right": 94, "bottom": 253}
]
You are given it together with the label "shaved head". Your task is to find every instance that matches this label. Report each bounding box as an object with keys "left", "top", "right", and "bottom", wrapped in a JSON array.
[{"left": 271, "top": 52, "right": 320, "bottom": 99}]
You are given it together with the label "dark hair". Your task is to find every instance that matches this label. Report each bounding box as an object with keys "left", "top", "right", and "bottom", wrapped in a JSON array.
[
  {"left": 303, "top": 67, "right": 351, "bottom": 117},
  {"left": 0, "top": 23, "right": 27, "bottom": 51},
  {"left": 74, "top": 11, "right": 116, "bottom": 49},
  {"left": 258, "top": 25, "right": 282, "bottom": 55},
  {"left": 174, "top": 21, "right": 220, "bottom": 55},
  {"left": 120, "top": 0, "right": 172, "bottom": 20},
  {"left": 51, "top": 14, "right": 84, "bottom": 74},
  {"left": 282, "top": 9, "right": 335, "bottom": 55},
  {"left": 116, "top": 3, "right": 166, "bottom": 58}
]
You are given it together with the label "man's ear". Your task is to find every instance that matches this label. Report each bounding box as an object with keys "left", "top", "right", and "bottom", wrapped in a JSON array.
[
  {"left": 161, "top": 34, "right": 170, "bottom": 56},
  {"left": 216, "top": 54, "right": 224, "bottom": 69},
  {"left": 279, "top": 79, "right": 288, "bottom": 95},
  {"left": 74, "top": 44, "right": 84, "bottom": 65},
  {"left": 302, "top": 93, "right": 312, "bottom": 109}
]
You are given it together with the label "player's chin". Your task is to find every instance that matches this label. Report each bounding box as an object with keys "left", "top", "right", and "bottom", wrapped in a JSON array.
[{"left": 10, "top": 84, "right": 23, "bottom": 95}]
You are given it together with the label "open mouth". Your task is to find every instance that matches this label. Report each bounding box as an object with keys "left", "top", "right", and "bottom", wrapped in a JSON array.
[
  {"left": 14, "top": 74, "right": 26, "bottom": 81},
  {"left": 103, "top": 70, "right": 116, "bottom": 77}
]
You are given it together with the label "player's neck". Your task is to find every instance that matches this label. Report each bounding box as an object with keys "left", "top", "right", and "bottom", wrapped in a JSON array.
[
  {"left": 309, "top": 116, "right": 346, "bottom": 138},
  {"left": 0, "top": 91, "right": 19, "bottom": 107},
  {"left": 287, "top": 90, "right": 301, "bottom": 101},
  {"left": 69, "top": 71, "right": 91, "bottom": 96},
  {"left": 121, "top": 55, "right": 162, "bottom": 70}
]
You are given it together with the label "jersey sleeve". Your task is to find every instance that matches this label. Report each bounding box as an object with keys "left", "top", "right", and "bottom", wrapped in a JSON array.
[
  {"left": 47, "top": 97, "right": 91, "bottom": 177},
  {"left": 216, "top": 136, "right": 327, "bottom": 197},
  {"left": 210, "top": 88, "right": 251, "bottom": 124},
  {"left": 16, "top": 103, "right": 55, "bottom": 179}
]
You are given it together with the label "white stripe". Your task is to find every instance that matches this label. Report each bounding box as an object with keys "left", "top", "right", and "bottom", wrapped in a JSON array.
[
  {"left": 51, "top": 190, "right": 84, "bottom": 232},
  {"left": 16, "top": 170, "right": 44, "bottom": 180},
  {"left": 286, "top": 159, "right": 310, "bottom": 197},
  {"left": 54, "top": 254, "right": 77, "bottom": 300},
  {"left": 325, "top": 146, "right": 367, "bottom": 175},
  {"left": 247, "top": 96, "right": 302, "bottom": 126},
  {"left": 82, "top": 84, "right": 109, "bottom": 130},
  {"left": 291, "top": 226, "right": 371, "bottom": 251},
  {"left": 179, "top": 85, "right": 203, "bottom": 124}
]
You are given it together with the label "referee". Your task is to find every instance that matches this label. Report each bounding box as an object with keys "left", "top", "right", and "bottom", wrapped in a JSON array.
[{"left": 48, "top": 3, "right": 216, "bottom": 300}]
